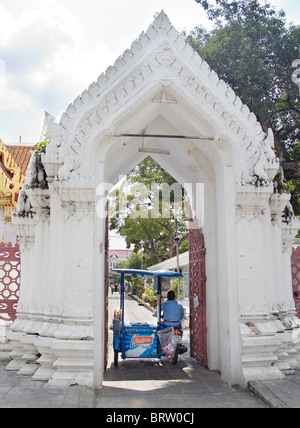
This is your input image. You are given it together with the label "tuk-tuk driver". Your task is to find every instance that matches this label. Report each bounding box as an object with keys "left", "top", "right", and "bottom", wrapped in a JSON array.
[{"left": 158, "top": 290, "right": 185, "bottom": 329}]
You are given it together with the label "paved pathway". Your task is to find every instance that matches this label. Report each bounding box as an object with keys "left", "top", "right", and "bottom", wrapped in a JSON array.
[{"left": 98, "top": 293, "right": 266, "bottom": 408}]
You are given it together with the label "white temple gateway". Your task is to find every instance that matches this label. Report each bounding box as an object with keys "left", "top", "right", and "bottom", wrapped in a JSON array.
[{"left": 7, "top": 12, "right": 300, "bottom": 388}]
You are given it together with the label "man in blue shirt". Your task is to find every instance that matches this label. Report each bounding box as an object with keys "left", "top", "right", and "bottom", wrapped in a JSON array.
[
  {"left": 160, "top": 290, "right": 185, "bottom": 328},
  {"left": 158, "top": 290, "right": 187, "bottom": 356}
]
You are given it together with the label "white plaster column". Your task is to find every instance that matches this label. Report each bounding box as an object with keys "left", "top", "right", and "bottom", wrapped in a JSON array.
[
  {"left": 18, "top": 213, "right": 50, "bottom": 375},
  {"left": 236, "top": 185, "right": 274, "bottom": 312},
  {"left": 31, "top": 187, "right": 65, "bottom": 382},
  {"left": 19, "top": 187, "right": 51, "bottom": 317},
  {"left": 61, "top": 205, "right": 94, "bottom": 318},
  {"left": 236, "top": 185, "right": 285, "bottom": 384},
  {"left": 268, "top": 192, "right": 291, "bottom": 310},
  {"left": 44, "top": 186, "right": 65, "bottom": 315},
  {"left": 93, "top": 160, "right": 106, "bottom": 389},
  {"left": 15, "top": 188, "right": 50, "bottom": 375},
  {"left": 55, "top": 181, "right": 95, "bottom": 319},
  {"left": 7, "top": 216, "right": 37, "bottom": 371},
  {"left": 44, "top": 181, "right": 95, "bottom": 387},
  {"left": 32, "top": 215, "right": 50, "bottom": 314},
  {"left": 214, "top": 167, "right": 242, "bottom": 385}
]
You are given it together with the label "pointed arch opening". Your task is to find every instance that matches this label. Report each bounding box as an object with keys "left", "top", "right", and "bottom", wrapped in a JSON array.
[{"left": 104, "top": 155, "right": 206, "bottom": 370}]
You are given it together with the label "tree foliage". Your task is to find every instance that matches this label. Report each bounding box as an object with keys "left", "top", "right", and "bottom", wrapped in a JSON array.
[
  {"left": 109, "top": 157, "right": 189, "bottom": 268},
  {"left": 188, "top": 0, "right": 300, "bottom": 214}
]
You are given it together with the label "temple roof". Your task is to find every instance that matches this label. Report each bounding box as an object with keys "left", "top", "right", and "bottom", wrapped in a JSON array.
[
  {"left": 6, "top": 144, "right": 34, "bottom": 176},
  {"left": 0, "top": 138, "right": 35, "bottom": 222}
]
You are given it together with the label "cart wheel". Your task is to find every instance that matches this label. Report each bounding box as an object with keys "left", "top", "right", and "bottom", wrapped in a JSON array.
[
  {"left": 172, "top": 346, "right": 179, "bottom": 365},
  {"left": 114, "top": 350, "right": 119, "bottom": 366}
]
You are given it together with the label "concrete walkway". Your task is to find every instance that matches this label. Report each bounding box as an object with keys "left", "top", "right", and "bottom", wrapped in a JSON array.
[{"left": 0, "top": 293, "right": 299, "bottom": 408}]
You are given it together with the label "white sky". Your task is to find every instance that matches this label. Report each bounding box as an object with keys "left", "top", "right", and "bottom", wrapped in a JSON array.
[{"left": 0, "top": 0, "right": 299, "bottom": 144}]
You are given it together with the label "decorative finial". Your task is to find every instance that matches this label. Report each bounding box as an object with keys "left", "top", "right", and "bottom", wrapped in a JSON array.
[{"left": 153, "top": 10, "right": 171, "bottom": 32}]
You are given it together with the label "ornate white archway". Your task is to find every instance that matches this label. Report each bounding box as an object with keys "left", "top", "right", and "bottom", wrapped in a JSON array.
[{"left": 9, "top": 12, "right": 300, "bottom": 388}]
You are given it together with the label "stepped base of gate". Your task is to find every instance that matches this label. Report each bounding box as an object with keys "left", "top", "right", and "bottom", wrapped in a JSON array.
[
  {"left": 6, "top": 309, "right": 300, "bottom": 388},
  {"left": 6, "top": 313, "right": 94, "bottom": 387},
  {"left": 240, "top": 310, "right": 300, "bottom": 387}
]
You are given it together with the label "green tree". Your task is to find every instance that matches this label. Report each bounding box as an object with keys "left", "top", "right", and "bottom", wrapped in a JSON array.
[
  {"left": 284, "top": 140, "right": 300, "bottom": 215},
  {"left": 122, "top": 252, "right": 143, "bottom": 269},
  {"left": 188, "top": 0, "right": 300, "bottom": 215},
  {"left": 109, "top": 157, "right": 189, "bottom": 267}
]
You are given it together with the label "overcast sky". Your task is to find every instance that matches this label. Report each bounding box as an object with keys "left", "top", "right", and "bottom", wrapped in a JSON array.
[{"left": 0, "top": 0, "right": 299, "bottom": 144}]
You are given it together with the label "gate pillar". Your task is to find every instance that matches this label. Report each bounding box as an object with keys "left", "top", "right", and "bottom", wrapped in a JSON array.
[
  {"left": 189, "top": 225, "right": 207, "bottom": 366},
  {"left": 237, "top": 186, "right": 300, "bottom": 384},
  {"left": 292, "top": 247, "right": 300, "bottom": 318}
]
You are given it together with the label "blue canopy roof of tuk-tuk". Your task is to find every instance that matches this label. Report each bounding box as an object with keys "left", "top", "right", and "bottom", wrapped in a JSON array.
[{"left": 112, "top": 268, "right": 183, "bottom": 278}]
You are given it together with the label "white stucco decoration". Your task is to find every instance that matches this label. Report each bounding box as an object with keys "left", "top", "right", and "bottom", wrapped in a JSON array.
[{"left": 28, "top": 11, "right": 279, "bottom": 187}]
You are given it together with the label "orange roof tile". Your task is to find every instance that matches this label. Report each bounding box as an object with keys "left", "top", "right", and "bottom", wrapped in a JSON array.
[{"left": 6, "top": 145, "right": 35, "bottom": 176}]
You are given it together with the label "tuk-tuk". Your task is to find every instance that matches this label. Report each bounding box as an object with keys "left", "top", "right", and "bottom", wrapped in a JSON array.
[{"left": 111, "top": 268, "right": 183, "bottom": 366}]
